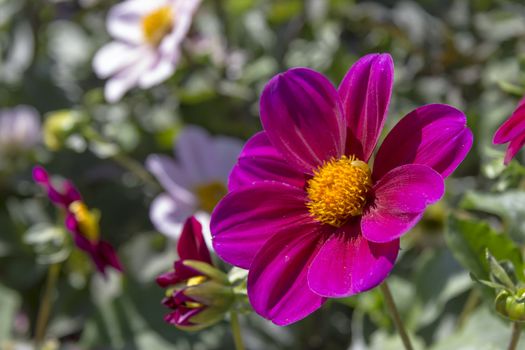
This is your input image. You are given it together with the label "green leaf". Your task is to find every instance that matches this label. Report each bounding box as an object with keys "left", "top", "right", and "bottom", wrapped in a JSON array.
[
  {"left": 461, "top": 191, "right": 525, "bottom": 243},
  {"left": 445, "top": 215, "right": 525, "bottom": 283}
]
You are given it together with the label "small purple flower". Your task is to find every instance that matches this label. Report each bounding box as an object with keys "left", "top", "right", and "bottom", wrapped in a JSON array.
[
  {"left": 146, "top": 125, "right": 242, "bottom": 246},
  {"left": 210, "top": 54, "right": 473, "bottom": 325},
  {"left": 93, "top": 0, "right": 201, "bottom": 102},
  {"left": 0, "top": 105, "right": 41, "bottom": 154},
  {"left": 33, "top": 166, "right": 122, "bottom": 275},
  {"left": 493, "top": 96, "right": 525, "bottom": 164},
  {"left": 157, "top": 216, "right": 233, "bottom": 330}
]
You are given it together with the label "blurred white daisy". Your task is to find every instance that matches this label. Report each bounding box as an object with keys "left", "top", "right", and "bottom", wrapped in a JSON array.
[
  {"left": 146, "top": 125, "right": 242, "bottom": 246},
  {"left": 93, "top": 0, "right": 201, "bottom": 103},
  {"left": 0, "top": 105, "right": 41, "bottom": 155}
]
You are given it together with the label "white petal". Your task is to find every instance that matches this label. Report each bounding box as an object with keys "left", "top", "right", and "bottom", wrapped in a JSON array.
[
  {"left": 208, "top": 136, "right": 243, "bottom": 182},
  {"left": 175, "top": 126, "right": 216, "bottom": 184},
  {"left": 92, "top": 42, "right": 141, "bottom": 79},
  {"left": 137, "top": 57, "right": 176, "bottom": 88},
  {"left": 145, "top": 154, "right": 194, "bottom": 197},
  {"left": 149, "top": 193, "right": 196, "bottom": 240},
  {"left": 107, "top": 0, "right": 170, "bottom": 44},
  {"left": 103, "top": 49, "right": 157, "bottom": 102}
]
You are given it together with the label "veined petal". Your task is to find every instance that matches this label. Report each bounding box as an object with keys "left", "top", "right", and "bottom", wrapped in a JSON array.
[
  {"left": 339, "top": 53, "right": 394, "bottom": 161},
  {"left": 373, "top": 104, "right": 473, "bottom": 180},
  {"left": 211, "top": 182, "right": 312, "bottom": 269},
  {"left": 308, "top": 223, "right": 399, "bottom": 297},
  {"left": 260, "top": 68, "right": 346, "bottom": 173},
  {"left": 177, "top": 216, "right": 212, "bottom": 264},
  {"left": 247, "top": 222, "right": 328, "bottom": 326},
  {"left": 228, "top": 132, "right": 307, "bottom": 191},
  {"left": 493, "top": 97, "right": 525, "bottom": 144},
  {"left": 362, "top": 164, "right": 444, "bottom": 243}
]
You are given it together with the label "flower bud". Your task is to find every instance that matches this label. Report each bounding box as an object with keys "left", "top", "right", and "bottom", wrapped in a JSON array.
[
  {"left": 495, "top": 289, "right": 525, "bottom": 322},
  {"left": 157, "top": 217, "right": 236, "bottom": 331},
  {"left": 43, "top": 110, "right": 86, "bottom": 151}
]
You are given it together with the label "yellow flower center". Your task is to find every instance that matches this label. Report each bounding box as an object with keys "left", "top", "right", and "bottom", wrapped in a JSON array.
[
  {"left": 306, "top": 155, "right": 372, "bottom": 227},
  {"left": 69, "top": 201, "right": 100, "bottom": 242},
  {"left": 195, "top": 182, "right": 227, "bottom": 213},
  {"left": 141, "top": 6, "right": 174, "bottom": 46}
]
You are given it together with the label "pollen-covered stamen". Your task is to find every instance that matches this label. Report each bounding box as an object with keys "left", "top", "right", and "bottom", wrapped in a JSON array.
[
  {"left": 141, "top": 6, "right": 174, "bottom": 46},
  {"left": 306, "top": 155, "right": 372, "bottom": 227}
]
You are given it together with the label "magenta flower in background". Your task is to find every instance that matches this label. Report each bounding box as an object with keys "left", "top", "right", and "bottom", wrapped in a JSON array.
[
  {"left": 157, "top": 216, "right": 233, "bottom": 330},
  {"left": 33, "top": 166, "right": 122, "bottom": 275},
  {"left": 493, "top": 96, "right": 525, "bottom": 164},
  {"left": 146, "top": 125, "right": 242, "bottom": 246},
  {"left": 210, "top": 54, "right": 473, "bottom": 325},
  {"left": 93, "top": 0, "right": 201, "bottom": 103}
]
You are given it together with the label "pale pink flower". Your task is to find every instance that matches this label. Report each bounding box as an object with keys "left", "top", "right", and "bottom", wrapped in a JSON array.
[{"left": 93, "top": 0, "right": 201, "bottom": 102}]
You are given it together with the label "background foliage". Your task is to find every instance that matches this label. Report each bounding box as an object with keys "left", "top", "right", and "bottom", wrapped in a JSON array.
[{"left": 2, "top": 0, "right": 525, "bottom": 349}]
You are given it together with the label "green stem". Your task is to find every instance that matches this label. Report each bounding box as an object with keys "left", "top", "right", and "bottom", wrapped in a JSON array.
[
  {"left": 457, "top": 288, "right": 480, "bottom": 329},
  {"left": 380, "top": 282, "right": 414, "bottom": 350},
  {"left": 34, "top": 263, "right": 61, "bottom": 346},
  {"left": 508, "top": 322, "right": 522, "bottom": 350},
  {"left": 83, "top": 126, "right": 159, "bottom": 190},
  {"left": 111, "top": 152, "right": 160, "bottom": 190},
  {"left": 230, "top": 311, "right": 245, "bottom": 350}
]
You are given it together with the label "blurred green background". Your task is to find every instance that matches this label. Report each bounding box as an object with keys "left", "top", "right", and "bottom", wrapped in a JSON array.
[{"left": 2, "top": 0, "right": 525, "bottom": 349}]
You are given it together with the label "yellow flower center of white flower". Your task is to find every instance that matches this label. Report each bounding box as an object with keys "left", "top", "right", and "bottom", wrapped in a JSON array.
[
  {"left": 141, "top": 6, "right": 174, "bottom": 46},
  {"left": 69, "top": 201, "right": 100, "bottom": 242},
  {"left": 306, "top": 155, "right": 372, "bottom": 227},
  {"left": 195, "top": 181, "right": 227, "bottom": 213}
]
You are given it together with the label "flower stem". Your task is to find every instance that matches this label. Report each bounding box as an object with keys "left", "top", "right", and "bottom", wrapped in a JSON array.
[
  {"left": 508, "top": 322, "right": 522, "bottom": 350},
  {"left": 83, "top": 126, "right": 159, "bottom": 190},
  {"left": 34, "top": 263, "right": 61, "bottom": 346},
  {"left": 380, "top": 282, "right": 414, "bottom": 350},
  {"left": 230, "top": 311, "right": 245, "bottom": 350}
]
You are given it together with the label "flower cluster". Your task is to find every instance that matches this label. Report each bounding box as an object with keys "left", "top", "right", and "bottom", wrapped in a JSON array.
[
  {"left": 211, "top": 54, "right": 473, "bottom": 325},
  {"left": 33, "top": 166, "right": 122, "bottom": 275}
]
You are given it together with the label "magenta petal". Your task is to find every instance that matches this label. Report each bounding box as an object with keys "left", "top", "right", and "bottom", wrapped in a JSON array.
[
  {"left": 373, "top": 104, "right": 473, "bottom": 180},
  {"left": 362, "top": 164, "right": 444, "bottom": 243},
  {"left": 339, "top": 53, "right": 394, "bottom": 161},
  {"left": 92, "top": 240, "right": 123, "bottom": 274},
  {"left": 177, "top": 217, "right": 212, "bottom": 264},
  {"left": 211, "top": 182, "right": 312, "bottom": 269},
  {"left": 247, "top": 222, "right": 328, "bottom": 325},
  {"left": 228, "top": 132, "right": 307, "bottom": 191},
  {"left": 493, "top": 97, "right": 525, "bottom": 144},
  {"left": 260, "top": 68, "right": 346, "bottom": 173},
  {"left": 504, "top": 133, "right": 525, "bottom": 165},
  {"left": 308, "top": 223, "right": 399, "bottom": 297}
]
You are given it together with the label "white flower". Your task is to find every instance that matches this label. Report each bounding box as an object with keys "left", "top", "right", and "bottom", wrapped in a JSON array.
[
  {"left": 146, "top": 125, "right": 243, "bottom": 247},
  {"left": 93, "top": 0, "right": 201, "bottom": 103},
  {"left": 0, "top": 105, "right": 41, "bottom": 154}
]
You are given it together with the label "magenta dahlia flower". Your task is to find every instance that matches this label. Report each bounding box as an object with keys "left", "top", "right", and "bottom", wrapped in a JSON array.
[
  {"left": 493, "top": 96, "right": 525, "bottom": 164},
  {"left": 33, "top": 166, "right": 122, "bottom": 275},
  {"left": 210, "top": 53, "right": 473, "bottom": 325},
  {"left": 157, "top": 216, "right": 233, "bottom": 330}
]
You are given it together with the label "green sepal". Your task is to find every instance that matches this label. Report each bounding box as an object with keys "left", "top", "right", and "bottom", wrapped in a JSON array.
[{"left": 182, "top": 260, "right": 229, "bottom": 284}]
